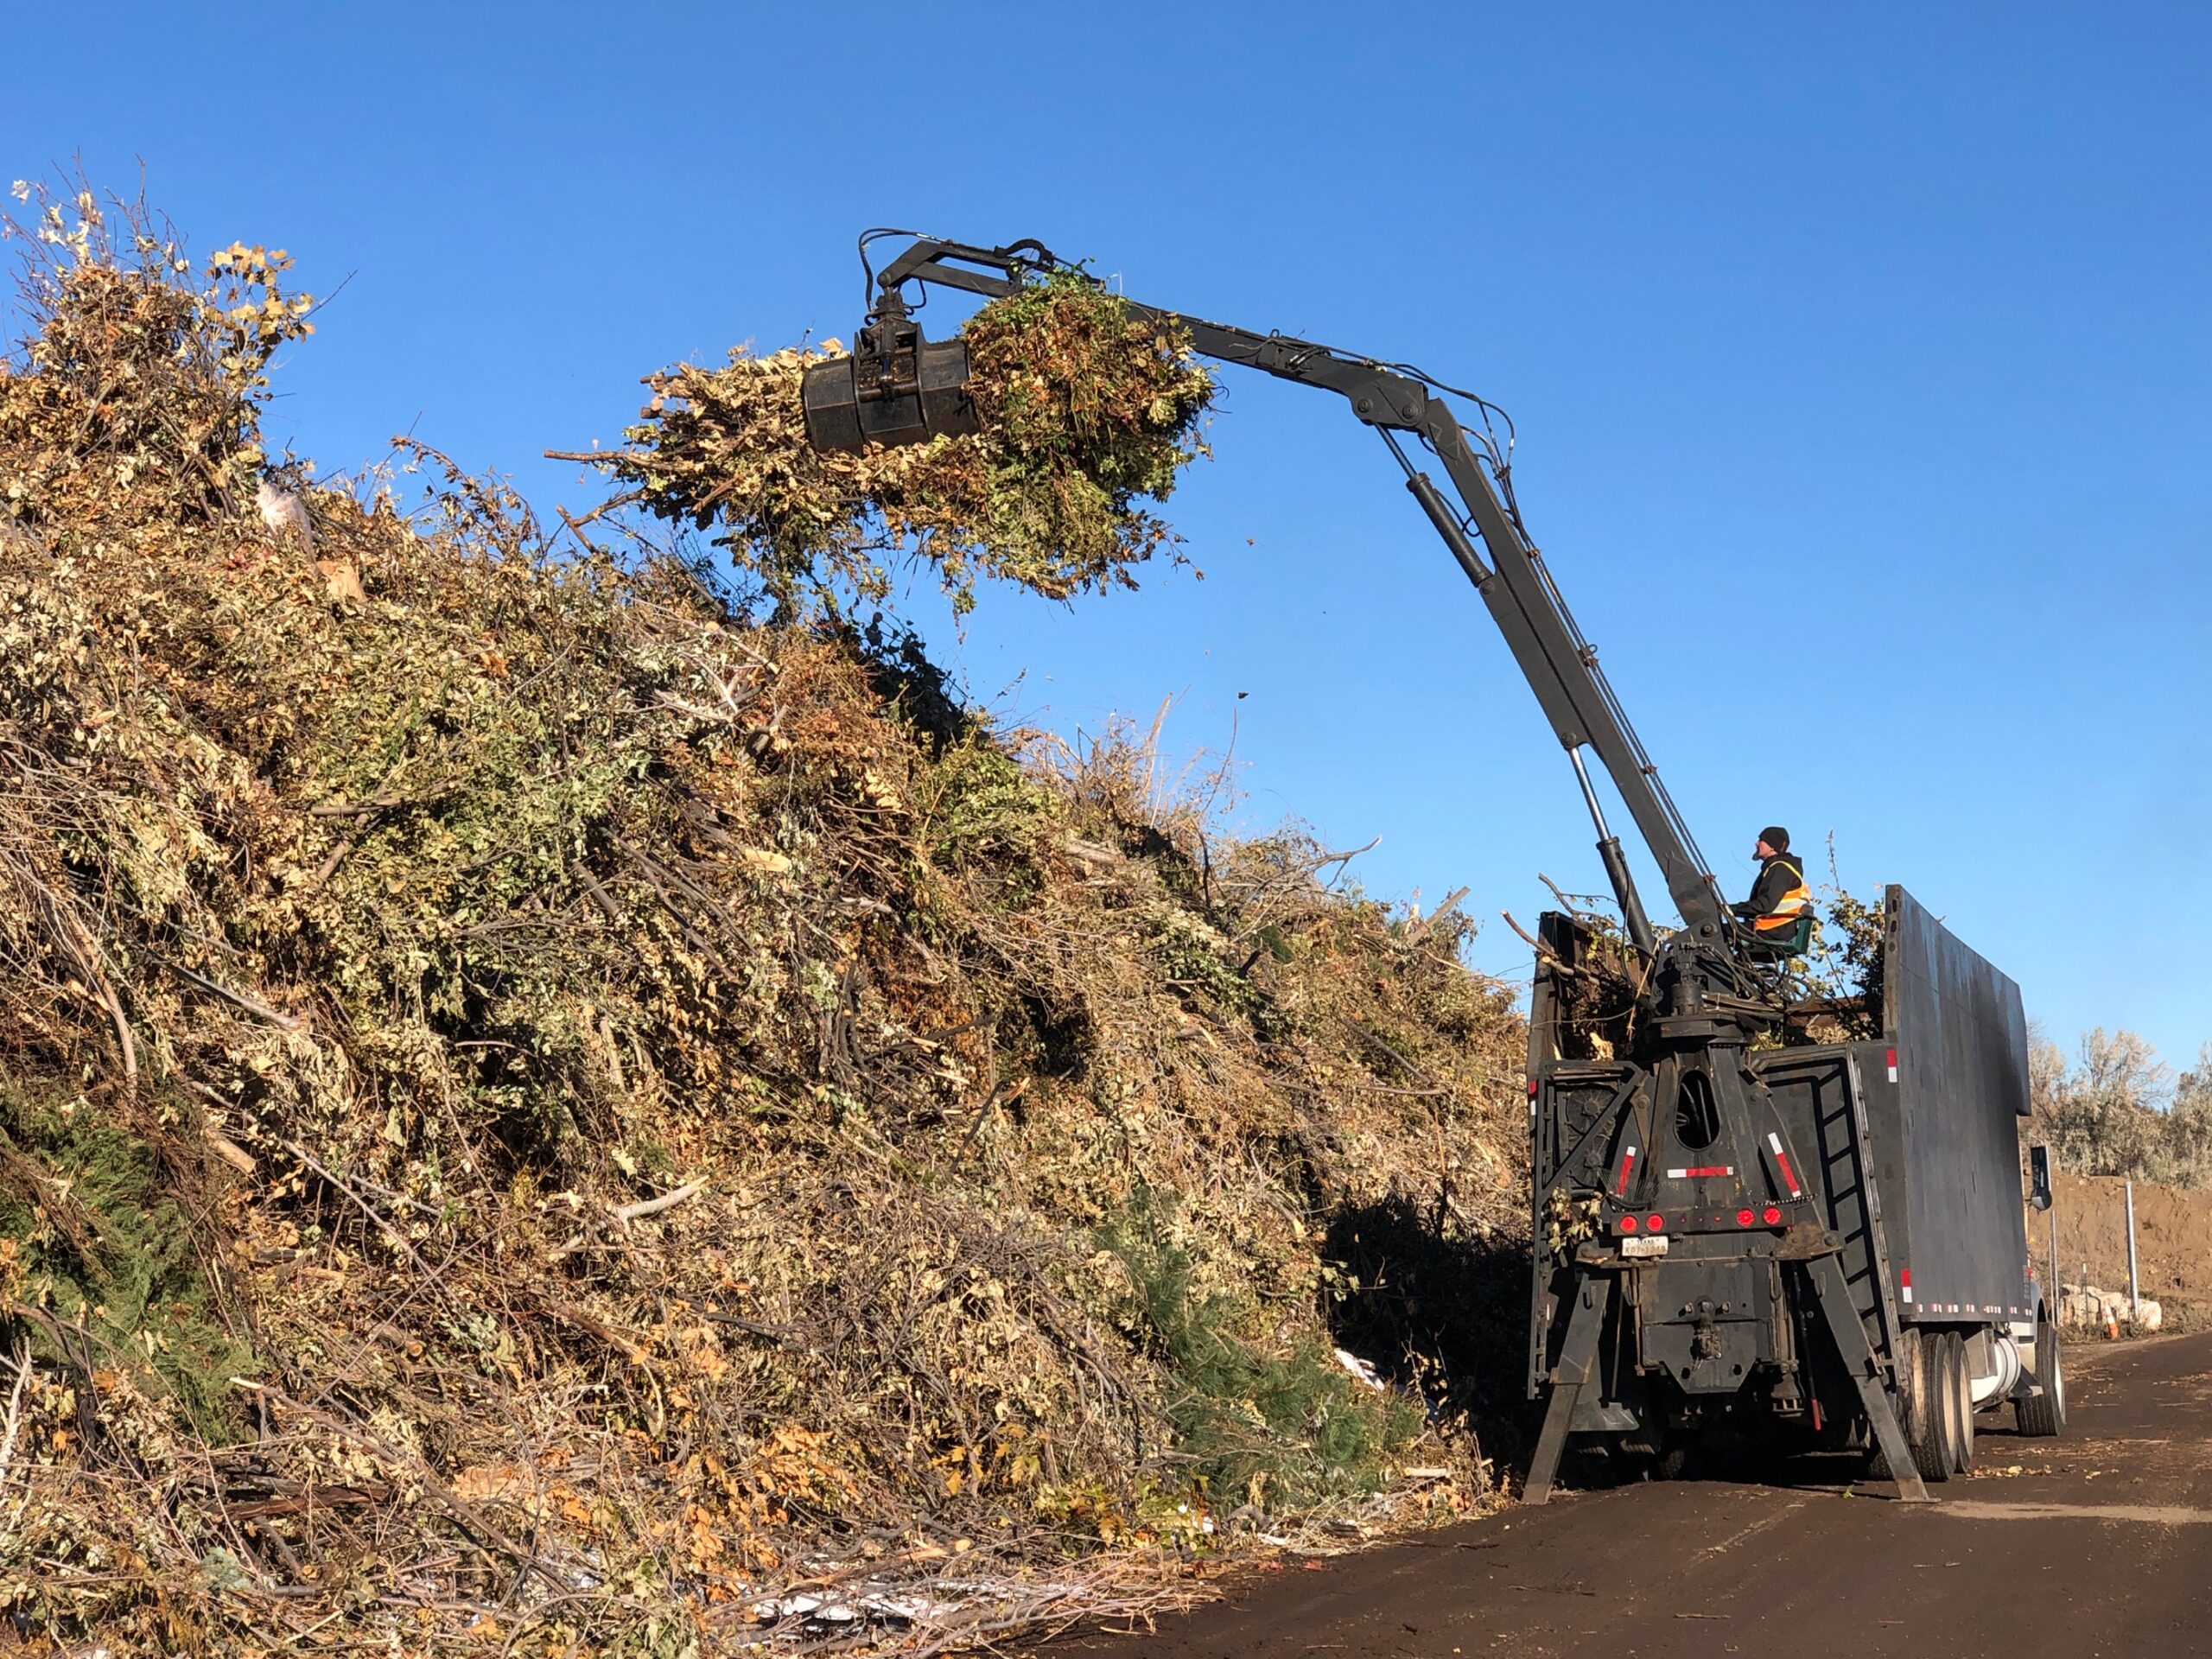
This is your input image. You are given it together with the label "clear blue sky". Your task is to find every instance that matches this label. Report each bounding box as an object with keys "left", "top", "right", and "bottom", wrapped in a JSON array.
[{"left": 9, "top": 3, "right": 2207, "bottom": 1075}]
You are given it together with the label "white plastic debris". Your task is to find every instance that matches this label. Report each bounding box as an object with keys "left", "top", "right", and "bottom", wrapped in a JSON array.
[
  {"left": 751, "top": 1587, "right": 955, "bottom": 1628},
  {"left": 1334, "top": 1347, "right": 1385, "bottom": 1391},
  {"left": 256, "top": 478, "right": 314, "bottom": 550}
]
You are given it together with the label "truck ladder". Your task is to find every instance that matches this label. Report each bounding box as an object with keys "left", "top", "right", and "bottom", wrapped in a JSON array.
[{"left": 1796, "top": 1048, "right": 1928, "bottom": 1502}]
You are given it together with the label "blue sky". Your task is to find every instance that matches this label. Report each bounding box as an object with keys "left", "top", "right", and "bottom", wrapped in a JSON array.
[{"left": 7, "top": 3, "right": 2207, "bottom": 1075}]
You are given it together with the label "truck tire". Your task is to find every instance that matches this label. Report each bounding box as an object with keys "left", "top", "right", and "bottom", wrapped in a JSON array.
[
  {"left": 1895, "top": 1329, "right": 1951, "bottom": 1484},
  {"left": 1942, "top": 1331, "right": 1974, "bottom": 1473},
  {"left": 1916, "top": 1331, "right": 1965, "bottom": 1479},
  {"left": 2018, "top": 1307, "right": 2067, "bottom": 1437}
]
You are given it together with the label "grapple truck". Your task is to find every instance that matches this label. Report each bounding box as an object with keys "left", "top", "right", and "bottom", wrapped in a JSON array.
[
  {"left": 1526, "top": 887, "right": 2065, "bottom": 1500},
  {"left": 797, "top": 234, "right": 2066, "bottom": 1503}
]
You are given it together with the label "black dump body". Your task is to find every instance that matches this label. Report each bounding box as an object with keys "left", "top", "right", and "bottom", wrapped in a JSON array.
[
  {"left": 1524, "top": 885, "right": 2034, "bottom": 1454},
  {"left": 1871, "top": 886, "right": 2034, "bottom": 1323}
]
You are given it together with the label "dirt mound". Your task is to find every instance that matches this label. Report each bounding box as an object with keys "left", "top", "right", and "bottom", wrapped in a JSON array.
[
  {"left": 2036, "top": 1171, "right": 2212, "bottom": 1314},
  {"left": 0, "top": 186, "right": 1529, "bottom": 1655}
]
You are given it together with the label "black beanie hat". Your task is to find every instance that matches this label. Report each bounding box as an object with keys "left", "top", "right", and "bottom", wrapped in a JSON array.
[{"left": 1758, "top": 826, "right": 1790, "bottom": 853}]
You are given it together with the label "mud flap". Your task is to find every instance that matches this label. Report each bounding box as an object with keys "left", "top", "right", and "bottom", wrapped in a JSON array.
[
  {"left": 1523, "top": 1274, "right": 1605, "bottom": 1507},
  {"left": 1810, "top": 1254, "right": 1930, "bottom": 1503}
]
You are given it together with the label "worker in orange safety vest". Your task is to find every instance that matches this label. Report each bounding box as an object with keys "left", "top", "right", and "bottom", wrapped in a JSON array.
[{"left": 1735, "top": 826, "right": 1810, "bottom": 948}]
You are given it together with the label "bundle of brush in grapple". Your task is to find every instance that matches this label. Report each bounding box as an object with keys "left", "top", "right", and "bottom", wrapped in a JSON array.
[
  {"left": 583, "top": 268, "right": 1216, "bottom": 612},
  {"left": 0, "top": 181, "right": 1524, "bottom": 1658}
]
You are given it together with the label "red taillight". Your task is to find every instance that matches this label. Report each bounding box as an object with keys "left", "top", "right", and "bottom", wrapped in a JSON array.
[
  {"left": 1737, "top": 1207, "right": 1756, "bottom": 1227},
  {"left": 1762, "top": 1205, "right": 1783, "bottom": 1226},
  {"left": 1619, "top": 1215, "right": 1638, "bottom": 1233},
  {"left": 1527, "top": 1077, "right": 1539, "bottom": 1099},
  {"left": 1645, "top": 1213, "right": 1665, "bottom": 1232}
]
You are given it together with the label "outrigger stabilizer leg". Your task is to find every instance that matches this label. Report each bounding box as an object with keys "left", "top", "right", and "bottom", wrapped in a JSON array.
[
  {"left": 1522, "top": 1261, "right": 1931, "bottom": 1505},
  {"left": 1522, "top": 1275, "right": 1605, "bottom": 1506},
  {"left": 1811, "top": 1255, "right": 1931, "bottom": 1503}
]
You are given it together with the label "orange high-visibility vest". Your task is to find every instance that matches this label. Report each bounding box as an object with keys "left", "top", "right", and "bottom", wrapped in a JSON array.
[{"left": 1752, "top": 856, "right": 1811, "bottom": 933}]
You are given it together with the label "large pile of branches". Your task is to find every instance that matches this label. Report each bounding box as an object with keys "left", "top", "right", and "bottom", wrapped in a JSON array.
[{"left": 0, "top": 187, "right": 1527, "bottom": 1657}]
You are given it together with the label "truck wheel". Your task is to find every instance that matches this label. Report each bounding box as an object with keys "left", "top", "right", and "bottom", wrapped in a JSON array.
[
  {"left": 1942, "top": 1332, "right": 1974, "bottom": 1473},
  {"left": 1915, "top": 1331, "right": 1964, "bottom": 1479},
  {"left": 1897, "top": 1329, "right": 1951, "bottom": 1484},
  {"left": 2017, "top": 1307, "right": 2067, "bottom": 1437}
]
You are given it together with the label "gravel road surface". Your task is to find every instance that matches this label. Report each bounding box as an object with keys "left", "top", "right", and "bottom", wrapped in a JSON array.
[{"left": 1057, "top": 1330, "right": 2212, "bottom": 1658}]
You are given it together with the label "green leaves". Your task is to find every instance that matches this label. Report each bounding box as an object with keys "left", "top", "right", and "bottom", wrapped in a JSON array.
[{"left": 0, "top": 1085, "right": 253, "bottom": 1438}]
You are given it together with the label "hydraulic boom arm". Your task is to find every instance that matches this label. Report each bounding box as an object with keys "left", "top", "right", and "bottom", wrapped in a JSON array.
[{"left": 842, "top": 237, "right": 1734, "bottom": 953}]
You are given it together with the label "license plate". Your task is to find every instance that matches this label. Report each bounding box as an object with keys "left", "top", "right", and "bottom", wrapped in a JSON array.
[{"left": 1621, "top": 1235, "right": 1669, "bottom": 1259}]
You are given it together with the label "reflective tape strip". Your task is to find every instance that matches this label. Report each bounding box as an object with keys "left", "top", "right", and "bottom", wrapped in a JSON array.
[{"left": 1766, "top": 1132, "right": 1803, "bottom": 1198}]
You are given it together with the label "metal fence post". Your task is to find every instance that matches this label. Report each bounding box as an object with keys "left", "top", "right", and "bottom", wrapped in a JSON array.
[
  {"left": 2125, "top": 1179, "right": 2140, "bottom": 1322},
  {"left": 2048, "top": 1201, "right": 2059, "bottom": 1319}
]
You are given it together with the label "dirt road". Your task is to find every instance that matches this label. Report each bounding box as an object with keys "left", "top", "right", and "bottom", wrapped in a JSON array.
[{"left": 1058, "top": 1331, "right": 2212, "bottom": 1658}]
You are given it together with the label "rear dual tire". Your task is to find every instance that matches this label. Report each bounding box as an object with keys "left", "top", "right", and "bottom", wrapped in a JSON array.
[
  {"left": 1938, "top": 1330, "right": 1974, "bottom": 1474},
  {"left": 1894, "top": 1329, "right": 1951, "bottom": 1484},
  {"left": 1893, "top": 1328, "right": 1974, "bottom": 1480},
  {"left": 2017, "top": 1306, "right": 2067, "bottom": 1438}
]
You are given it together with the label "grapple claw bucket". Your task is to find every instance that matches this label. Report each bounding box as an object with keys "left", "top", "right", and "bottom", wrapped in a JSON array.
[{"left": 802, "top": 310, "right": 978, "bottom": 453}]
